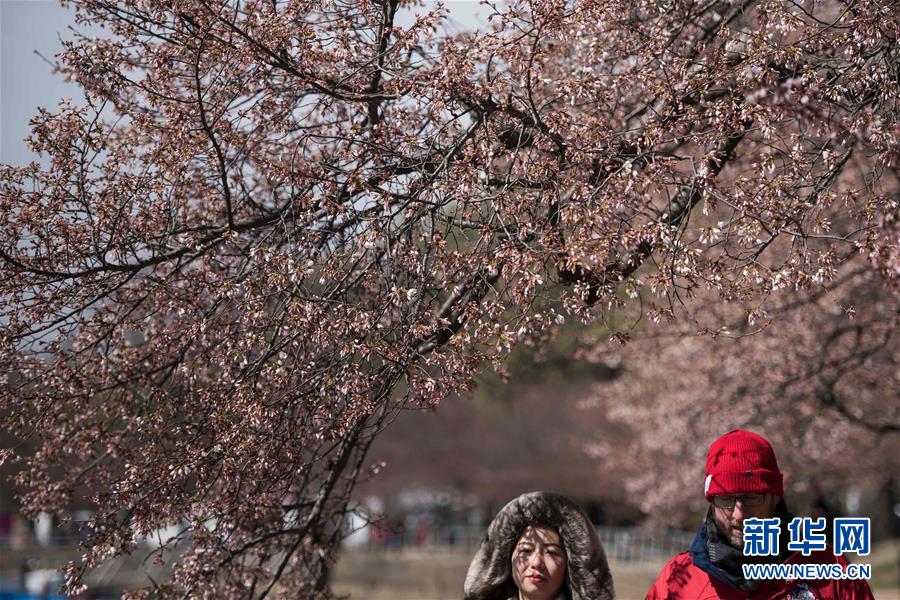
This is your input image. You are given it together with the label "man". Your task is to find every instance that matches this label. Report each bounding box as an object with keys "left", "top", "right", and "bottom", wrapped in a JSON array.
[{"left": 646, "top": 430, "right": 874, "bottom": 599}]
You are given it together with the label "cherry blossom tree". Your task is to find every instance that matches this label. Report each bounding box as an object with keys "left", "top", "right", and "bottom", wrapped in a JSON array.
[
  {"left": 0, "top": 0, "right": 896, "bottom": 596},
  {"left": 581, "top": 256, "right": 899, "bottom": 524}
]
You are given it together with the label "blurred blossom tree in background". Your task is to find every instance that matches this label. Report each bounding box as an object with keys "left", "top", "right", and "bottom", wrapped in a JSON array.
[
  {"left": 581, "top": 263, "right": 898, "bottom": 524},
  {"left": 0, "top": 0, "right": 897, "bottom": 596}
]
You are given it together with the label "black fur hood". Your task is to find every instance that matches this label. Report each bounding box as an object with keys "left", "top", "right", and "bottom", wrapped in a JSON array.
[{"left": 463, "top": 491, "right": 615, "bottom": 600}]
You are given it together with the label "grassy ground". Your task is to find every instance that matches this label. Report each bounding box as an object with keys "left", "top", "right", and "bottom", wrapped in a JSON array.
[
  {"left": 332, "top": 540, "right": 900, "bottom": 600},
  {"left": 332, "top": 550, "right": 696, "bottom": 600}
]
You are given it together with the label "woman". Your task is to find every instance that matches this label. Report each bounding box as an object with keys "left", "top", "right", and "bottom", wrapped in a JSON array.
[{"left": 464, "top": 491, "right": 615, "bottom": 600}]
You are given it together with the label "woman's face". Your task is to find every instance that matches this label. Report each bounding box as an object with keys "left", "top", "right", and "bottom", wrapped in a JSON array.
[{"left": 511, "top": 526, "right": 567, "bottom": 600}]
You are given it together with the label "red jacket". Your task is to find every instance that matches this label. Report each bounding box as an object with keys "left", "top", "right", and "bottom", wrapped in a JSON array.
[{"left": 645, "top": 549, "right": 874, "bottom": 599}]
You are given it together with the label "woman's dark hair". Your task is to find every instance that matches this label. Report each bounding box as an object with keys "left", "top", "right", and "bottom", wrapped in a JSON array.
[{"left": 464, "top": 491, "right": 615, "bottom": 600}]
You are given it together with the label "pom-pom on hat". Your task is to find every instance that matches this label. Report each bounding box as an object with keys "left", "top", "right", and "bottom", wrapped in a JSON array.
[{"left": 704, "top": 430, "right": 784, "bottom": 501}]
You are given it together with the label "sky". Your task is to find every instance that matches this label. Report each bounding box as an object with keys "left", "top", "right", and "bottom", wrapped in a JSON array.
[
  {"left": 1, "top": 0, "right": 86, "bottom": 164},
  {"left": 0, "top": 0, "right": 496, "bottom": 165}
]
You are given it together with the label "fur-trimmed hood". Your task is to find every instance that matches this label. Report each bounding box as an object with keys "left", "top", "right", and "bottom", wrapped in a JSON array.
[{"left": 463, "top": 491, "right": 615, "bottom": 600}]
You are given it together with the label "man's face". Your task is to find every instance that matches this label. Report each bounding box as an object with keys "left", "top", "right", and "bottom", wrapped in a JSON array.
[{"left": 711, "top": 493, "right": 780, "bottom": 549}]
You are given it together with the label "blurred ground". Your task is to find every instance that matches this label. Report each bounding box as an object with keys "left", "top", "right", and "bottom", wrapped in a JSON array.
[{"left": 332, "top": 540, "right": 900, "bottom": 600}]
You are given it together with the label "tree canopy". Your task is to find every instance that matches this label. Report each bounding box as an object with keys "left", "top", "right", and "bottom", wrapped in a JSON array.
[{"left": 0, "top": 0, "right": 897, "bottom": 596}]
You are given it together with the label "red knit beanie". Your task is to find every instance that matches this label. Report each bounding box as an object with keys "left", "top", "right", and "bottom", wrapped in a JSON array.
[{"left": 704, "top": 430, "right": 784, "bottom": 501}]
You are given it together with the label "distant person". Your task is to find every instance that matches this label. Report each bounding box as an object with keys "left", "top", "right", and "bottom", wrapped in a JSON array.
[
  {"left": 646, "top": 430, "right": 874, "bottom": 599},
  {"left": 464, "top": 491, "right": 615, "bottom": 600}
]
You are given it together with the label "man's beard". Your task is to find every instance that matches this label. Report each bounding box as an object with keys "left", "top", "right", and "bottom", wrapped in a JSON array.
[
  {"left": 714, "top": 516, "right": 744, "bottom": 550},
  {"left": 722, "top": 525, "right": 743, "bottom": 550}
]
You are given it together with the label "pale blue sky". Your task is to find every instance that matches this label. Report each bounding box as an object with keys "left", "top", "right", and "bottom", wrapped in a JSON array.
[
  {"left": 1, "top": 0, "right": 85, "bottom": 164},
  {"left": 0, "top": 0, "right": 496, "bottom": 165}
]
